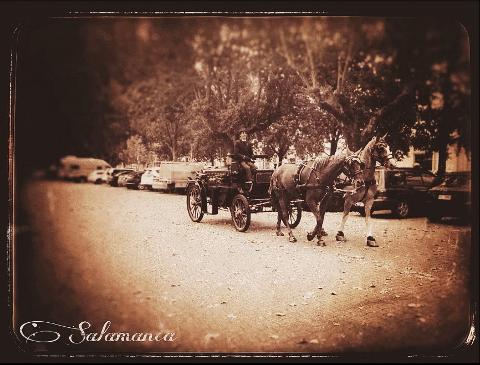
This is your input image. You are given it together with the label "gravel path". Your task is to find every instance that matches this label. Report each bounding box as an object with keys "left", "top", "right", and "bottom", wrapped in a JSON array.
[{"left": 14, "top": 181, "right": 472, "bottom": 355}]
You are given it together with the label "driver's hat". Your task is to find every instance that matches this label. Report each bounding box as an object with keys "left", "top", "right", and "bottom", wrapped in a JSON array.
[{"left": 237, "top": 127, "right": 248, "bottom": 138}]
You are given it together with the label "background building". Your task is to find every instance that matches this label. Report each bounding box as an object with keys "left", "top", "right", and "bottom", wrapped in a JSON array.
[{"left": 395, "top": 144, "right": 471, "bottom": 173}]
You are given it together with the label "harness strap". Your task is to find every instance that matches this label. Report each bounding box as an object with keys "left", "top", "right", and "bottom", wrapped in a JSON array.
[
  {"left": 318, "top": 185, "right": 332, "bottom": 206},
  {"left": 295, "top": 159, "right": 320, "bottom": 188},
  {"left": 293, "top": 163, "right": 306, "bottom": 185}
]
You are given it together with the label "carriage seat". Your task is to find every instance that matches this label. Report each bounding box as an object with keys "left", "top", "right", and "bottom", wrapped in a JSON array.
[{"left": 226, "top": 153, "right": 242, "bottom": 175}]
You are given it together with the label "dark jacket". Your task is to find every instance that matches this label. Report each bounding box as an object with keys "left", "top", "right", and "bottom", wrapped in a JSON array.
[{"left": 233, "top": 140, "right": 254, "bottom": 162}]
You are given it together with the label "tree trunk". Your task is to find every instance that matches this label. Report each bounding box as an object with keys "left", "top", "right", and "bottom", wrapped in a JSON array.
[
  {"left": 330, "top": 135, "right": 339, "bottom": 156},
  {"left": 277, "top": 153, "right": 284, "bottom": 166},
  {"left": 436, "top": 144, "right": 448, "bottom": 181},
  {"left": 342, "top": 122, "right": 362, "bottom": 151},
  {"left": 360, "top": 84, "right": 414, "bottom": 144},
  {"left": 433, "top": 67, "right": 454, "bottom": 185}
]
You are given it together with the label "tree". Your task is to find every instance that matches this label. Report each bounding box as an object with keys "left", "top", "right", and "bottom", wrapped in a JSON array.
[
  {"left": 275, "top": 17, "right": 418, "bottom": 152},
  {"left": 109, "top": 18, "right": 198, "bottom": 161},
  {"left": 262, "top": 117, "right": 300, "bottom": 165},
  {"left": 187, "top": 18, "right": 297, "bottom": 155},
  {"left": 410, "top": 21, "right": 470, "bottom": 179},
  {"left": 120, "top": 135, "right": 148, "bottom": 165}
]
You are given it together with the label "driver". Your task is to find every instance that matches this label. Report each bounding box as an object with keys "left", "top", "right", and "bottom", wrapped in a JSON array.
[{"left": 233, "top": 128, "right": 257, "bottom": 191}]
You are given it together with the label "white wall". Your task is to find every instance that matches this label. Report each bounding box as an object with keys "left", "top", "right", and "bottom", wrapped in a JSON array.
[
  {"left": 443, "top": 145, "right": 471, "bottom": 172},
  {"left": 395, "top": 145, "right": 471, "bottom": 172}
]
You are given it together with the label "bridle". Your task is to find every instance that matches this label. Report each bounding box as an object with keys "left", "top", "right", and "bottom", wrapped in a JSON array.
[
  {"left": 334, "top": 141, "right": 392, "bottom": 195},
  {"left": 372, "top": 142, "right": 392, "bottom": 167},
  {"left": 333, "top": 154, "right": 365, "bottom": 194},
  {"left": 342, "top": 154, "right": 364, "bottom": 181}
]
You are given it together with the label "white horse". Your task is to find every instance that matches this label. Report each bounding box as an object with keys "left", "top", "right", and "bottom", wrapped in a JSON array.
[{"left": 335, "top": 135, "right": 395, "bottom": 247}]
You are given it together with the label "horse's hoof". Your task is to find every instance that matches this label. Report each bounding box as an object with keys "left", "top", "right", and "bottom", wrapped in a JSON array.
[
  {"left": 276, "top": 231, "right": 284, "bottom": 236},
  {"left": 289, "top": 236, "right": 297, "bottom": 243},
  {"left": 321, "top": 229, "right": 328, "bottom": 237},
  {"left": 307, "top": 232, "right": 315, "bottom": 241},
  {"left": 336, "top": 234, "right": 346, "bottom": 242},
  {"left": 317, "top": 240, "right": 326, "bottom": 247},
  {"left": 367, "top": 236, "right": 378, "bottom": 247}
]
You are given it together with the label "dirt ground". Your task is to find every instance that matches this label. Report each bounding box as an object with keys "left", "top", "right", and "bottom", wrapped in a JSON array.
[{"left": 12, "top": 180, "right": 474, "bottom": 357}]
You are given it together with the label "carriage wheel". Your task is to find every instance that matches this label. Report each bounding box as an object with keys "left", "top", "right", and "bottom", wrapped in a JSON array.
[
  {"left": 230, "top": 194, "right": 251, "bottom": 232},
  {"left": 286, "top": 203, "right": 302, "bottom": 228},
  {"left": 187, "top": 184, "right": 204, "bottom": 222}
]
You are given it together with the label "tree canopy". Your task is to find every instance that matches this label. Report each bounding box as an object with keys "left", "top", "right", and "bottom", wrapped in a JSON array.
[{"left": 16, "top": 17, "right": 471, "bottom": 175}]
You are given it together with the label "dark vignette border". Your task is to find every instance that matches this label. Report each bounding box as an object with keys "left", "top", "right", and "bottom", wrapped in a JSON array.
[{"left": 0, "top": 1, "right": 478, "bottom": 363}]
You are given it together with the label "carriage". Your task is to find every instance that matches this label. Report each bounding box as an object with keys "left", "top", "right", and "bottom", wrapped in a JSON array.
[{"left": 186, "top": 154, "right": 303, "bottom": 232}]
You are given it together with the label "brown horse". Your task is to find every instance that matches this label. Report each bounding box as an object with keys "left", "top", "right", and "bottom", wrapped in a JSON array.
[
  {"left": 335, "top": 135, "right": 395, "bottom": 247},
  {"left": 269, "top": 150, "right": 365, "bottom": 245}
]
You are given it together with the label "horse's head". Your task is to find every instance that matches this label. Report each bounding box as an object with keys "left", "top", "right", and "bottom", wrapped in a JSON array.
[
  {"left": 343, "top": 154, "right": 365, "bottom": 189},
  {"left": 371, "top": 135, "right": 395, "bottom": 169}
]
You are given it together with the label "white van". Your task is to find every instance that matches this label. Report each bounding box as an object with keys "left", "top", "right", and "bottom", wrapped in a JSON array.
[
  {"left": 152, "top": 162, "right": 204, "bottom": 192},
  {"left": 58, "top": 156, "right": 111, "bottom": 182}
]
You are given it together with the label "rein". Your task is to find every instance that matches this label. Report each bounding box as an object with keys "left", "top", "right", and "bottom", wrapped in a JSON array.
[
  {"left": 335, "top": 143, "right": 392, "bottom": 197},
  {"left": 333, "top": 185, "right": 364, "bottom": 195}
]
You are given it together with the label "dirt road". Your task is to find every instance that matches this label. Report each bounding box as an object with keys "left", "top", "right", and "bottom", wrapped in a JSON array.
[{"left": 13, "top": 180, "right": 473, "bottom": 355}]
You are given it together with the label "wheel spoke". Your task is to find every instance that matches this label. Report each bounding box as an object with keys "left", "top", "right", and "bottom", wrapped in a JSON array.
[
  {"left": 187, "top": 186, "right": 204, "bottom": 222},
  {"left": 233, "top": 200, "right": 246, "bottom": 228},
  {"left": 288, "top": 207, "right": 296, "bottom": 224},
  {"left": 191, "top": 205, "right": 200, "bottom": 219},
  {"left": 230, "top": 195, "right": 251, "bottom": 232}
]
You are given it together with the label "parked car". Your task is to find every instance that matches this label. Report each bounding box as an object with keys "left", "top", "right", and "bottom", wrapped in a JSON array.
[
  {"left": 117, "top": 170, "right": 138, "bottom": 187},
  {"left": 139, "top": 167, "right": 162, "bottom": 190},
  {"left": 87, "top": 169, "right": 108, "bottom": 184},
  {"left": 58, "top": 155, "right": 111, "bottom": 182},
  {"left": 351, "top": 166, "right": 438, "bottom": 218},
  {"left": 98, "top": 169, "right": 110, "bottom": 183},
  {"left": 104, "top": 168, "right": 114, "bottom": 184},
  {"left": 116, "top": 170, "right": 143, "bottom": 188},
  {"left": 426, "top": 171, "right": 472, "bottom": 222},
  {"left": 108, "top": 168, "right": 135, "bottom": 187},
  {"left": 125, "top": 171, "right": 145, "bottom": 190}
]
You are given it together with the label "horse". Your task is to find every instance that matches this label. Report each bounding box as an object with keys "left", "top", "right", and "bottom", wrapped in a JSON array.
[
  {"left": 335, "top": 135, "right": 395, "bottom": 247},
  {"left": 268, "top": 150, "right": 365, "bottom": 246}
]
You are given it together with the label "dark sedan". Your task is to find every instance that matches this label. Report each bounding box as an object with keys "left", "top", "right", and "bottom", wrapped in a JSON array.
[
  {"left": 351, "top": 166, "right": 438, "bottom": 218},
  {"left": 426, "top": 171, "right": 471, "bottom": 222},
  {"left": 108, "top": 168, "right": 134, "bottom": 187},
  {"left": 125, "top": 171, "right": 145, "bottom": 190}
]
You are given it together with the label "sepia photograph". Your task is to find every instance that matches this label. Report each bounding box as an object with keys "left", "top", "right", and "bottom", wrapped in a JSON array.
[{"left": 4, "top": 1, "right": 478, "bottom": 362}]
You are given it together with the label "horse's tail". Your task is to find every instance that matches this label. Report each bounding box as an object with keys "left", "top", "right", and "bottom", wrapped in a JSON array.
[
  {"left": 268, "top": 170, "right": 277, "bottom": 195},
  {"left": 268, "top": 171, "right": 279, "bottom": 205}
]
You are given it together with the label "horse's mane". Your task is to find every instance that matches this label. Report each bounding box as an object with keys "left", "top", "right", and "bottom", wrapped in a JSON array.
[
  {"left": 360, "top": 138, "right": 377, "bottom": 167},
  {"left": 305, "top": 153, "right": 346, "bottom": 185},
  {"left": 315, "top": 153, "right": 346, "bottom": 170}
]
